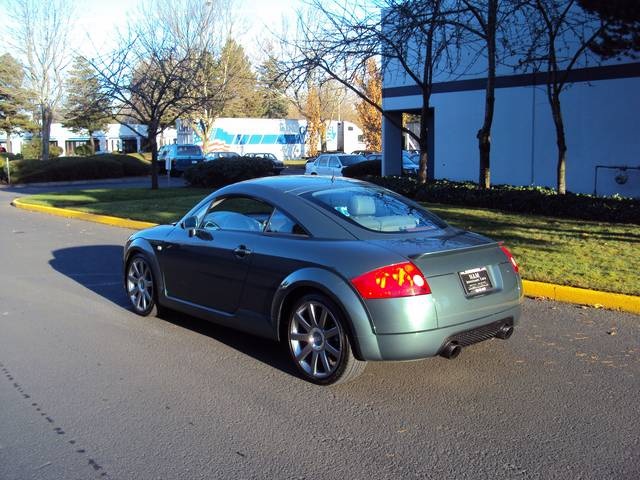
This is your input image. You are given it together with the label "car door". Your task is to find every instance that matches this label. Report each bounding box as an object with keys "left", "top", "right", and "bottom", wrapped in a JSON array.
[
  {"left": 239, "top": 208, "right": 311, "bottom": 320},
  {"left": 158, "top": 196, "right": 273, "bottom": 314},
  {"left": 329, "top": 156, "right": 341, "bottom": 176},
  {"left": 316, "top": 155, "right": 329, "bottom": 175}
]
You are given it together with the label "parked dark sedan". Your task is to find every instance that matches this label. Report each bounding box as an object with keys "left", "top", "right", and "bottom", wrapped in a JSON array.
[{"left": 124, "top": 176, "right": 522, "bottom": 385}]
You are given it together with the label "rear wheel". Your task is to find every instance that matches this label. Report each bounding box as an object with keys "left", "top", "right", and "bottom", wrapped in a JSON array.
[
  {"left": 286, "top": 294, "right": 366, "bottom": 385},
  {"left": 126, "top": 254, "right": 159, "bottom": 316}
]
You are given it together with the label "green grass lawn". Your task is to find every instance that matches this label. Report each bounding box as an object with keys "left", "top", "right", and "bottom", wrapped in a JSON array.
[
  {"left": 424, "top": 203, "right": 640, "bottom": 296},
  {"left": 20, "top": 187, "right": 211, "bottom": 225},
  {"left": 16, "top": 188, "right": 640, "bottom": 295},
  {"left": 283, "top": 159, "right": 309, "bottom": 167}
]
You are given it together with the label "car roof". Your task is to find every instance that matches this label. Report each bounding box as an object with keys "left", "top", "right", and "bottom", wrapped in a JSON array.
[{"left": 225, "top": 174, "right": 367, "bottom": 195}]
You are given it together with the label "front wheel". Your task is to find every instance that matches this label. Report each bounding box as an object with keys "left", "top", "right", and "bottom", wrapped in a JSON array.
[
  {"left": 126, "top": 254, "right": 159, "bottom": 316},
  {"left": 286, "top": 294, "right": 366, "bottom": 385}
]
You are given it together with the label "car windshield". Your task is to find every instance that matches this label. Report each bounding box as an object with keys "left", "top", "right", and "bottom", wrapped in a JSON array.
[
  {"left": 339, "top": 155, "right": 366, "bottom": 166},
  {"left": 177, "top": 146, "right": 201, "bottom": 155},
  {"left": 305, "top": 186, "right": 447, "bottom": 233}
]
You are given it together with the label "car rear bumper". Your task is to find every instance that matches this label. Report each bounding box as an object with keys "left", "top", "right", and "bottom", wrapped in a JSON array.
[{"left": 354, "top": 303, "right": 521, "bottom": 361}]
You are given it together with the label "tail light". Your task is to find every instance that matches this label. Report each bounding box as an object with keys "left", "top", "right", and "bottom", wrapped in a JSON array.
[
  {"left": 499, "top": 245, "right": 519, "bottom": 273},
  {"left": 351, "top": 262, "right": 431, "bottom": 299}
]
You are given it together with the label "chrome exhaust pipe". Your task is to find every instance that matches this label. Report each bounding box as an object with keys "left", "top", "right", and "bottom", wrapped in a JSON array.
[
  {"left": 440, "top": 342, "right": 462, "bottom": 359},
  {"left": 495, "top": 324, "right": 514, "bottom": 340}
]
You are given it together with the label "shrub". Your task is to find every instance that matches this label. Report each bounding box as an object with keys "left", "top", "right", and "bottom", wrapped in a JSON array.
[
  {"left": 21, "top": 139, "right": 63, "bottom": 159},
  {"left": 184, "top": 157, "right": 274, "bottom": 188},
  {"left": 0, "top": 152, "right": 23, "bottom": 161},
  {"left": 342, "top": 159, "right": 382, "bottom": 178},
  {"left": 363, "top": 177, "right": 639, "bottom": 224},
  {"left": 0, "top": 154, "right": 149, "bottom": 184},
  {"left": 74, "top": 144, "right": 93, "bottom": 156}
]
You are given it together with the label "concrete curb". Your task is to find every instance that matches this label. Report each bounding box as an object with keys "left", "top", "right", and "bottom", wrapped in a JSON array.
[
  {"left": 11, "top": 197, "right": 640, "bottom": 315},
  {"left": 11, "top": 198, "right": 157, "bottom": 230},
  {"left": 521, "top": 280, "right": 639, "bottom": 315}
]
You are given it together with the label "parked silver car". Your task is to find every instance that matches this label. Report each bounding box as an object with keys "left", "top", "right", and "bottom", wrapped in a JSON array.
[{"left": 305, "top": 153, "right": 367, "bottom": 176}]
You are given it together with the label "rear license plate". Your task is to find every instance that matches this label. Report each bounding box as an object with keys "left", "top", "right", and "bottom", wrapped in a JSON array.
[
  {"left": 459, "top": 267, "right": 493, "bottom": 296},
  {"left": 191, "top": 160, "right": 197, "bottom": 164}
]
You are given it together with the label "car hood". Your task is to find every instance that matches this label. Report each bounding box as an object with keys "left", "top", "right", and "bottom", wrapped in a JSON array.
[{"left": 129, "top": 224, "right": 175, "bottom": 242}]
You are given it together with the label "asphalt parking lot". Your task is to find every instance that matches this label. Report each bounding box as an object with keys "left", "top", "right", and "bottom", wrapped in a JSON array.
[{"left": 1, "top": 184, "right": 638, "bottom": 480}]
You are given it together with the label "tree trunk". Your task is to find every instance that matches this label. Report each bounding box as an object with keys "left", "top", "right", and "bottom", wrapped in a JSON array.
[
  {"left": 320, "top": 122, "right": 327, "bottom": 152},
  {"left": 550, "top": 93, "right": 567, "bottom": 194},
  {"left": 149, "top": 129, "right": 159, "bottom": 190},
  {"left": 418, "top": 105, "right": 429, "bottom": 184},
  {"left": 89, "top": 130, "right": 95, "bottom": 154},
  {"left": 41, "top": 105, "right": 53, "bottom": 161},
  {"left": 477, "top": 0, "right": 497, "bottom": 190}
]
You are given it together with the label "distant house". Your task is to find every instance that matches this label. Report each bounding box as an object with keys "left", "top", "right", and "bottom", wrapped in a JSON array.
[
  {"left": 381, "top": 9, "right": 640, "bottom": 198},
  {"left": 1, "top": 118, "right": 367, "bottom": 161},
  {"left": 0, "top": 124, "right": 178, "bottom": 157}
]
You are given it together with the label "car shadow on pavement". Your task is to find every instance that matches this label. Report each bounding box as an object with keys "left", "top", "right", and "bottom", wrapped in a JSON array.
[
  {"left": 50, "top": 245, "right": 129, "bottom": 308},
  {"left": 159, "top": 309, "right": 298, "bottom": 379},
  {"left": 49, "top": 244, "right": 298, "bottom": 379}
]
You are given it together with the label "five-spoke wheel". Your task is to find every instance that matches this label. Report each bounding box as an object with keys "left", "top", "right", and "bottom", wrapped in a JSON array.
[{"left": 126, "top": 254, "right": 157, "bottom": 316}]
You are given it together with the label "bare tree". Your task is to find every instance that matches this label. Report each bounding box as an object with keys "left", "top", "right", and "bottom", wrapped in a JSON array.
[
  {"left": 519, "top": 0, "right": 608, "bottom": 194},
  {"left": 9, "top": 0, "right": 73, "bottom": 161},
  {"left": 89, "top": 0, "right": 228, "bottom": 189},
  {"left": 281, "top": 0, "right": 461, "bottom": 183},
  {"left": 450, "top": 0, "right": 523, "bottom": 189}
]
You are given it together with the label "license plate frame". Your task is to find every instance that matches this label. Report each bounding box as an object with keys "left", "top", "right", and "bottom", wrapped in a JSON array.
[{"left": 458, "top": 267, "right": 494, "bottom": 297}]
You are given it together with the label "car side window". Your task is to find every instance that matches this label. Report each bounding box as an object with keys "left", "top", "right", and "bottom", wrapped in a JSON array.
[
  {"left": 265, "top": 209, "right": 308, "bottom": 236},
  {"left": 329, "top": 157, "right": 340, "bottom": 168},
  {"left": 317, "top": 156, "right": 328, "bottom": 167},
  {"left": 201, "top": 196, "right": 273, "bottom": 232}
]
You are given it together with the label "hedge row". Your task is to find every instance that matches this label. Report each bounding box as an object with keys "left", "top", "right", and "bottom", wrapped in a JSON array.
[
  {"left": 0, "top": 154, "right": 149, "bottom": 184},
  {"left": 358, "top": 176, "right": 639, "bottom": 224},
  {"left": 184, "top": 157, "right": 275, "bottom": 188}
]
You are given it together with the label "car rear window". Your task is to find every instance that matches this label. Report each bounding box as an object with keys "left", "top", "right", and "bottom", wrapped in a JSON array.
[
  {"left": 305, "top": 186, "right": 447, "bottom": 233},
  {"left": 177, "top": 146, "right": 202, "bottom": 155}
]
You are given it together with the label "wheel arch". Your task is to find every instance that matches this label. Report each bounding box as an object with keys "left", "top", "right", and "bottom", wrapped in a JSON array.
[
  {"left": 124, "top": 239, "right": 165, "bottom": 297},
  {"left": 271, "top": 268, "right": 376, "bottom": 361}
]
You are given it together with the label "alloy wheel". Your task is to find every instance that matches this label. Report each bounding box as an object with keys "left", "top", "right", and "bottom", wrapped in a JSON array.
[
  {"left": 288, "top": 300, "right": 343, "bottom": 379},
  {"left": 127, "top": 257, "right": 154, "bottom": 314}
]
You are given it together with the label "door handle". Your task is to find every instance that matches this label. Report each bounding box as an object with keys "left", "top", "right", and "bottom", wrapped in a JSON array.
[{"left": 233, "top": 245, "right": 252, "bottom": 258}]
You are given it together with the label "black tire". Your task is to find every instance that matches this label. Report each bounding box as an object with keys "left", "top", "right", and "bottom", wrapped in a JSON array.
[
  {"left": 285, "top": 293, "right": 366, "bottom": 385},
  {"left": 125, "top": 254, "right": 159, "bottom": 317}
]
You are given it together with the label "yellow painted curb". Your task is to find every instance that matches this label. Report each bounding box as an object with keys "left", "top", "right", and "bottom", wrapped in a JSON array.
[
  {"left": 12, "top": 198, "right": 157, "bottom": 230},
  {"left": 522, "top": 280, "right": 640, "bottom": 315},
  {"left": 11, "top": 197, "right": 640, "bottom": 315}
]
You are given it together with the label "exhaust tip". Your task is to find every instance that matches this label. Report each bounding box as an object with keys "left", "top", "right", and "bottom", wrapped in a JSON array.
[
  {"left": 495, "top": 324, "right": 514, "bottom": 340},
  {"left": 440, "top": 342, "right": 462, "bottom": 359}
]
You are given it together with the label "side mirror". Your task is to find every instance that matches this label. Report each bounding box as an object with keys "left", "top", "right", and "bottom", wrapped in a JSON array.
[{"left": 183, "top": 216, "right": 197, "bottom": 237}]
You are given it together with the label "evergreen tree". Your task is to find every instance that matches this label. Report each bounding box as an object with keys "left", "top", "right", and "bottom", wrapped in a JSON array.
[
  {"left": 62, "top": 56, "right": 112, "bottom": 153},
  {"left": 0, "top": 53, "right": 33, "bottom": 150},
  {"left": 578, "top": 0, "right": 640, "bottom": 59},
  {"left": 219, "top": 39, "right": 262, "bottom": 117},
  {"left": 257, "top": 54, "right": 289, "bottom": 118}
]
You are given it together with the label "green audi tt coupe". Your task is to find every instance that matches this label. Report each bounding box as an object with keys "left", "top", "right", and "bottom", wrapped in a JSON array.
[{"left": 124, "top": 176, "right": 523, "bottom": 385}]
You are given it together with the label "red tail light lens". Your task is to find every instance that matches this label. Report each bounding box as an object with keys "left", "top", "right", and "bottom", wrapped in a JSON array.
[
  {"left": 500, "top": 245, "right": 519, "bottom": 273},
  {"left": 351, "top": 262, "right": 431, "bottom": 299}
]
